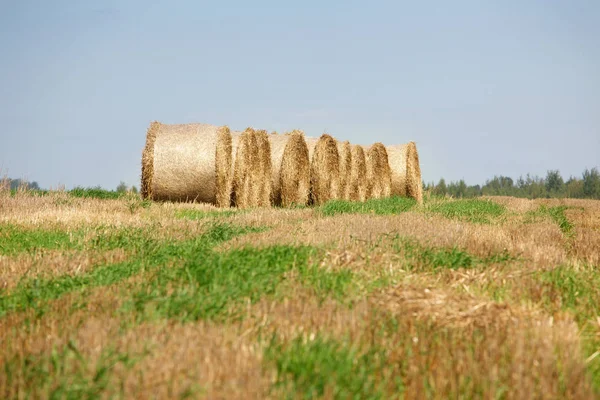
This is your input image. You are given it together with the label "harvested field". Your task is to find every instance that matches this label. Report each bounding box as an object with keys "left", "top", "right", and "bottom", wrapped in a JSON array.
[{"left": 1, "top": 190, "right": 599, "bottom": 399}]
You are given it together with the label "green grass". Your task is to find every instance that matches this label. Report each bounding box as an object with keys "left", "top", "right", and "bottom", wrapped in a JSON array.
[
  {"left": 392, "top": 236, "right": 516, "bottom": 273},
  {"left": 69, "top": 187, "right": 125, "bottom": 200},
  {"left": 175, "top": 209, "right": 240, "bottom": 220},
  {"left": 0, "top": 224, "right": 76, "bottom": 255},
  {"left": 8, "top": 189, "right": 50, "bottom": 197},
  {"left": 427, "top": 199, "right": 505, "bottom": 224},
  {"left": 319, "top": 196, "right": 416, "bottom": 216},
  {"left": 525, "top": 205, "right": 575, "bottom": 237},
  {"left": 128, "top": 245, "right": 320, "bottom": 322},
  {"left": 2, "top": 340, "right": 142, "bottom": 399},
  {"left": 537, "top": 266, "right": 600, "bottom": 389},
  {"left": 0, "top": 223, "right": 254, "bottom": 317},
  {"left": 0, "top": 224, "right": 157, "bottom": 256},
  {"left": 265, "top": 335, "right": 393, "bottom": 400}
]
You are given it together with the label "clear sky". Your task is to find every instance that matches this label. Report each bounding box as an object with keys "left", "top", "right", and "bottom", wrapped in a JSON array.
[{"left": 1, "top": 0, "right": 599, "bottom": 190}]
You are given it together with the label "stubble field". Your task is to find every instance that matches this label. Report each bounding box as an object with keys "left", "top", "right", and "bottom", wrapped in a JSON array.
[{"left": 1, "top": 191, "right": 599, "bottom": 399}]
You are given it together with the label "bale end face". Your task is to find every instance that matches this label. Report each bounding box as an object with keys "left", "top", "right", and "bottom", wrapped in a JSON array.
[
  {"left": 215, "top": 126, "right": 233, "bottom": 208},
  {"left": 309, "top": 134, "right": 340, "bottom": 205},
  {"left": 279, "top": 131, "right": 310, "bottom": 207},
  {"left": 141, "top": 121, "right": 161, "bottom": 200},
  {"left": 406, "top": 141, "right": 423, "bottom": 204}
]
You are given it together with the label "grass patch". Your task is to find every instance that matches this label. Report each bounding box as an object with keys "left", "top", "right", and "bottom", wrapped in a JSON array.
[
  {"left": 297, "top": 265, "right": 356, "bottom": 302},
  {"left": 427, "top": 199, "right": 505, "bottom": 224},
  {"left": 537, "top": 266, "right": 600, "bottom": 390},
  {"left": 69, "top": 187, "right": 124, "bottom": 200},
  {"left": 391, "top": 236, "right": 516, "bottom": 273},
  {"left": 0, "top": 223, "right": 254, "bottom": 317},
  {"left": 524, "top": 205, "right": 575, "bottom": 237},
  {"left": 175, "top": 209, "right": 240, "bottom": 220},
  {"left": 319, "top": 196, "right": 416, "bottom": 216},
  {"left": 2, "top": 340, "right": 141, "bottom": 399},
  {"left": 127, "top": 245, "right": 329, "bottom": 322},
  {"left": 0, "top": 224, "right": 157, "bottom": 256},
  {"left": 0, "top": 224, "right": 76, "bottom": 256},
  {"left": 265, "top": 335, "right": 393, "bottom": 399}
]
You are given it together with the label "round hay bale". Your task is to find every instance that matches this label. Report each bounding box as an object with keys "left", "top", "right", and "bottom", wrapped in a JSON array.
[
  {"left": 231, "top": 128, "right": 255, "bottom": 208},
  {"left": 337, "top": 140, "right": 352, "bottom": 200},
  {"left": 306, "top": 134, "right": 340, "bottom": 205},
  {"left": 255, "top": 129, "right": 272, "bottom": 207},
  {"left": 387, "top": 142, "right": 423, "bottom": 203},
  {"left": 141, "top": 122, "right": 233, "bottom": 204},
  {"left": 349, "top": 145, "right": 367, "bottom": 202},
  {"left": 141, "top": 121, "right": 160, "bottom": 200},
  {"left": 405, "top": 141, "right": 423, "bottom": 203},
  {"left": 365, "top": 143, "right": 392, "bottom": 199},
  {"left": 214, "top": 126, "right": 233, "bottom": 208},
  {"left": 269, "top": 131, "right": 310, "bottom": 207}
]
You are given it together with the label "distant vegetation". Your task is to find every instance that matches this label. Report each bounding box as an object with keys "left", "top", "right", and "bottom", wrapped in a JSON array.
[
  {"left": 3, "top": 168, "right": 599, "bottom": 201},
  {"left": 427, "top": 167, "right": 600, "bottom": 199}
]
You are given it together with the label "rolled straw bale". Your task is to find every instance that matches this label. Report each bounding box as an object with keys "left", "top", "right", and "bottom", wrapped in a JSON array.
[
  {"left": 141, "top": 121, "right": 160, "bottom": 200},
  {"left": 365, "top": 143, "right": 392, "bottom": 199},
  {"left": 141, "top": 122, "right": 233, "bottom": 205},
  {"left": 255, "top": 129, "right": 272, "bottom": 207},
  {"left": 405, "top": 142, "right": 423, "bottom": 203},
  {"left": 305, "top": 134, "right": 340, "bottom": 205},
  {"left": 387, "top": 141, "right": 423, "bottom": 203},
  {"left": 269, "top": 131, "right": 310, "bottom": 207},
  {"left": 349, "top": 145, "right": 367, "bottom": 202},
  {"left": 337, "top": 140, "right": 352, "bottom": 200},
  {"left": 231, "top": 128, "right": 254, "bottom": 208}
]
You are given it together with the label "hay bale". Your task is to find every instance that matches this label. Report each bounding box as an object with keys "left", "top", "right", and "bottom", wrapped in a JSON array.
[
  {"left": 141, "top": 122, "right": 233, "bottom": 204},
  {"left": 337, "top": 140, "right": 352, "bottom": 200},
  {"left": 255, "top": 129, "right": 272, "bottom": 207},
  {"left": 365, "top": 143, "right": 392, "bottom": 199},
  {"left": 387, "top": 141, "right": 423, "bottom": 203},
  {"left": 269, "top": 131, "right": 310, "bottom": 207},
  {"left": 141, "top": 121, "right": 160, "bottom": 200},
  {"left": 349, "top": 145, "right": 367, "bottom": 202},
  {"left": 231, "top": 128, "right": 254, "bottom": 208},
  {"left": 306, "top": 134, "right": 340, "bottom": 205},
  {"left": 405, "top": 141, "right": 423, "bottom": 203},
  {"left": 214, "top": 126, "right": 233, "bottom": 208}
]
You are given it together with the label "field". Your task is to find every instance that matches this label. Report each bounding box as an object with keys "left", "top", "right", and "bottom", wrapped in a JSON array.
[{"left": 1, "top": 191, "right": 599, "bottom": 399}]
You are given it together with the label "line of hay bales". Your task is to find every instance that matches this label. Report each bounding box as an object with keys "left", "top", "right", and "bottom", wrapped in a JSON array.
[{"left": 141, "top": 121, "right": 422, "bottom": 207}]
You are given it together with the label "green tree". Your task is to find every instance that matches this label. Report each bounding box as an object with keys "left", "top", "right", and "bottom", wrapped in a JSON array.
[
  {"left": 565, "top": 177, "right": 584, "bottom": 198},
  {"left": 116, "top": 181, "right": 128, "bottom": 193},
  {"left": 545, "top": 170, "right": 564, "bottom": 197},
  {"left": 583, "top": 167, "right": 600, "bottom": 199},
  {"left": 434, "top": 178, "right": 447, "bottom": 196}
]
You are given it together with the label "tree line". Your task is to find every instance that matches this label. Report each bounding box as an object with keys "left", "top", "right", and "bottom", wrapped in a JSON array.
[{"left": 425, "top": 167, "right": 600, "bottom": 199}]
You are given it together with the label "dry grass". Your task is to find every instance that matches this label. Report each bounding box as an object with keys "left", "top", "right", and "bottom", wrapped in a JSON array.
[{"left": 0, "top": 249, "right": 128, "bottom": 290}]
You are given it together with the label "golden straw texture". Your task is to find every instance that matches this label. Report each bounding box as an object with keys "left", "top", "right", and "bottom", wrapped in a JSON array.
[
  {"left": 306, "top": 134, "right": 340, "bottom": 205},
  {"left": 349, "top": 144, "right": 367, "bottom": 202},
  {"left": 269, "top": 131, "right": 310, "bottom": 207},
  {"left": 337, "top": 140, "right": 352, "bottom": 200},
  {"left": 147, "top": 123, "right": 232, "bottom": 203},
  {"left": 365, "top": 143, "right": 392, "bottom": 199}
]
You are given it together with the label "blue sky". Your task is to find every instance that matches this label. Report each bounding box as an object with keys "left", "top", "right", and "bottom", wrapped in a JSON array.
[{"left": 1, "top": 1, "right": 599, "bottom": 189}]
